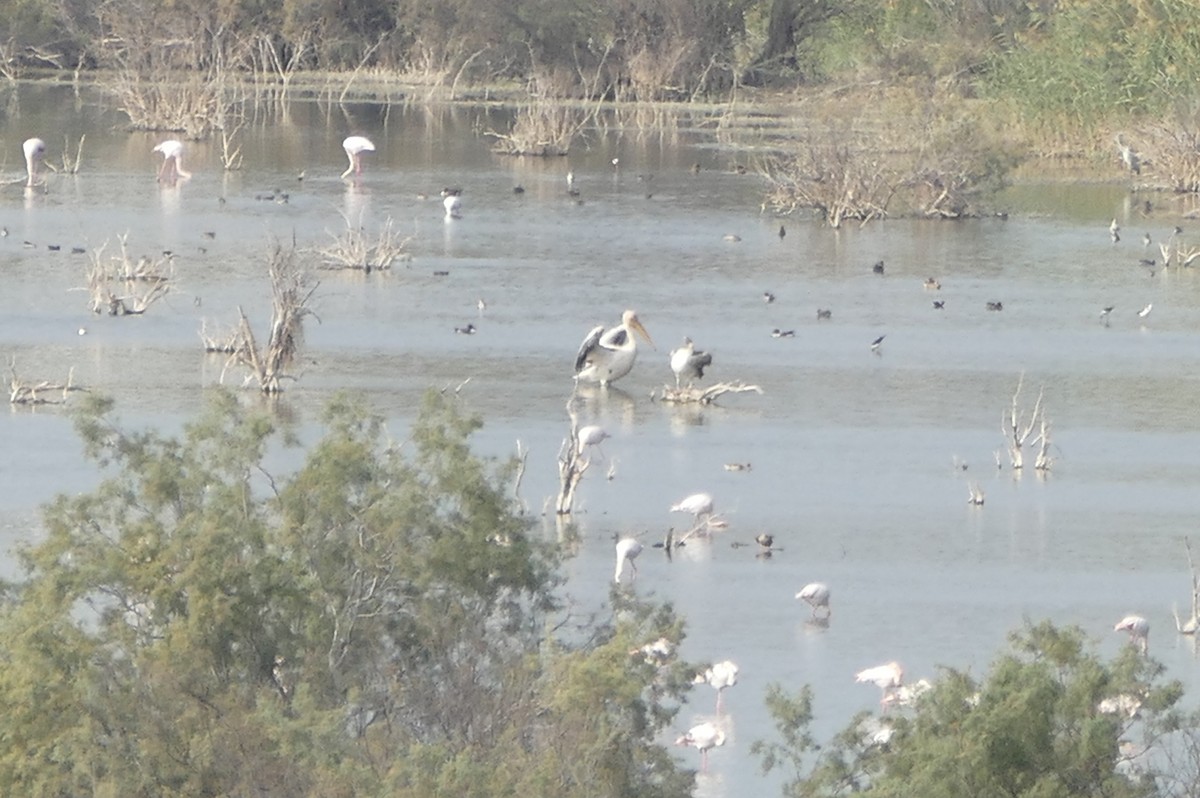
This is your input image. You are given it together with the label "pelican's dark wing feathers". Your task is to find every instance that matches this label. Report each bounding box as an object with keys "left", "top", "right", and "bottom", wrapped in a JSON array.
[{"left": 574, "top": 325, "right": 605, "bottom": 373}]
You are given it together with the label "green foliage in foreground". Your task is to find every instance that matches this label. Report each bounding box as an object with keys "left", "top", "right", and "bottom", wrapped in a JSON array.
[
  {"left": 0, "top": 389, "right": 693, "bottom": 797},
  {"left": 756, "top": 621, "right": 1193, "bottom": 797}
]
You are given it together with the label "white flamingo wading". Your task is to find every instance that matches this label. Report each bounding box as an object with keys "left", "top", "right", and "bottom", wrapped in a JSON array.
[
  {"left": 856, "top": 661, "right": 904, "bottom": 707},
  {"left": 795, "top": 582, "right": 831, "bottom": 619},
  {"left": 613, "top": 538, "right": 643, "bottom": 584},
  {"left": 341, "top": 136, "right": 375, "bottom": 178},
  {"left": 153, "top": 140, "right": 192, "bottom": 183},
  {"left": 23, "top": 137, "right": 45, "bottom": 187},
  {"left": 675, "top": 722, "right": 725, "bottom": 773},
  {"left": 1114, "top": 614, "right": 1150, "bottom": 655}
]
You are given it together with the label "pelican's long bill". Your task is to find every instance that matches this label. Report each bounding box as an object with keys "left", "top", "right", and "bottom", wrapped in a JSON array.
[{"left": 625, "top": 311, "right": 655, "bottom": 350}]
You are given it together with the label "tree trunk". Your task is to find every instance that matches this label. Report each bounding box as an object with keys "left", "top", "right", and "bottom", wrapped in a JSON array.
[{"left": 743, "top": 0, "right": 837, "bottom": 86}]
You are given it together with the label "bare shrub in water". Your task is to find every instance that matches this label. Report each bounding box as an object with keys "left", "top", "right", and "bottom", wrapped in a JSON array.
[
  {"left": 1143, "top": 126, "right": 1200, "bottom": 194},
  {"left": 490, "top": 100, "right": 595, "bottom": 156},
  {"left": 223, "top": 241, "right": 318, "bottom": 394},
  {"left": 760, "top": 136, "right": 903, "bottom": 228},
  {"left": 317, "top": 215, "right": 411, "bottom": 272},
  {"left": 84, "top": 234, "right": 172, "bottom": 316},
  {"left": 911, "top": 114, "right": 1019, "bottom": 219}
]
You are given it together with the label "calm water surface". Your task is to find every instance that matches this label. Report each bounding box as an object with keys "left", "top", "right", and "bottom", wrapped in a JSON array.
[{"left": 3, "top": 84, "right": 1200, "bottom": 794}]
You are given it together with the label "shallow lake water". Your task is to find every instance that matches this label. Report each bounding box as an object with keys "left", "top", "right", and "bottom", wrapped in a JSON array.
[{"left": 3, "top": 83, "right": 1200, "bottom": 794}]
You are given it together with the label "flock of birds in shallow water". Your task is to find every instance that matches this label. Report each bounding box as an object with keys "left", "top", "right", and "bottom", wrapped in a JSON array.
[{"left": 11, "top": 130, "right": 1174, "bottom": 776}]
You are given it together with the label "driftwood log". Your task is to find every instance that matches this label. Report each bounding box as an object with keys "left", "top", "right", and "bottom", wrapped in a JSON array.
[
  {"left": 657, "top": 381, "right": 763, "bottom": 405},
  {"left": 8, "top": 361, "right": 83, "bottom": 405}
]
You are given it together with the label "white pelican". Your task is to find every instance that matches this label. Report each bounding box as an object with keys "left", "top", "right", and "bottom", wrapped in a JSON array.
[
  {"left": 695, "top": 659, "right": 738, "bottom": 712},
  {"left": 882, "top": 678, "right": 932, "bottom": 709},
  {"left": 795, "top": 582, "right": 831, "bottom": 619},
  {"left": 574, "top": 310, "right": 654, "bottom": 386},
  {"left": 669, "top": 337, "right": 713, "bottom": 387},
  {"left": 675, "top": 722, "right": 725, "bottom": 772},
  {"left": 856, "top": 661, "right": 903, "bottom": 707},
  {"left": 23, "top": 137, "right": 45, "bottom": 187},
  {"left": 614, "top": 537, "right": 643, "bottom": 584},
  {"left": 631, "top": 637, "right": 673, "bottom": 664},
  {"left": 1115, "top": 614, "right": 1150, "bottom": 655},
  {"left": 442, "top": 187, "right": 463, "bottom": 219},
  {"left": 341, "top": 136, "right": 375, "bottom": 178},
  {"left": 152, "top": 139, "right": 191, "bottom": 183},
  {"left": 670, "top": 492, "right": 714, "bottom": 521},
  {"left": 576, "top": 424, "right": 610, "bottom": 457}
]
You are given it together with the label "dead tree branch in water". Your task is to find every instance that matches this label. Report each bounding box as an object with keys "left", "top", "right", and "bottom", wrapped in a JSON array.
[
  {"left": 657, "top": 381, "right": 763, "bottom": 405},
  {"left": 84, "top": 234, "right": 172, "bottom": 316},
  {"left": 1002, "top": 374, "right": 1052, "bottom": 471},
  {"left": 8, "top": 359, "right": 83, "bottom": 405},
  {"left": 555, "top": 400, "right": 592, "bottom": 515},
  {"left": 1175, "top": 538, "right": 1200, "bottom": 635},
  {"left": 222, "top": 241, "right": 318, "bottom": 394}
]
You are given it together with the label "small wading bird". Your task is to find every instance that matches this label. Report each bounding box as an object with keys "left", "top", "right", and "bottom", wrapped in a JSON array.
[
  {"left": 795, "top": 582, "right": 831, "bottom": 619},
  {"left": 341, "top": 136, "right": 375, "bottom": 179},
  {"left": 613, "top": 537, "right": 643, "bottom": 584},
  {"left": 1100, "top": 306, "right": 1114, "bottom": 325},
  {"left": 695, "top": 660, "right": 739, "bottom": 713},
  {"left": 1115, "top": 133, "right": 1141, "bottom": 175},
  {"left": 771, "top": 328, "right": 795, "bottom": 338},
  {"left": 856, "top": 661, "right": 904, "bottom": 708},
  {"left": 872, "top": 260, "right": 885, "bottom": 275},
  {"left": 453, "top": 323, "right": 476, "bottom": 335},
  {"left": 817, "top": 308, "right": 832, "bottom": 320},
  {"left": 1115, "top": 614, "right": 1150, "bottom": 655},
  {"left": 675, "top": 722, "right": 725, "bottom": 773},
  {"left": 153, "top": 140, "right": 191, "bottom": 183},
  {"left": 575, "top": 424, "right": 610, "bottom": 457},
  {"left": 871, "top": 335, "right": 885, "bottom": 352},
  {"left": 1139, "top": 303, "right": 1153, "bottom": 319},
  {"left": 669, "top": 337, "right": 713, "bottom": 387},
  {"left": 23, "top": 137, "right": 45, "bottom": 187},
  {"left": 1110, "top": 218, "right": 1120, "bottom": 243},
  {"left": 574, "top": 309, "right": 655, "bottom": 386}
]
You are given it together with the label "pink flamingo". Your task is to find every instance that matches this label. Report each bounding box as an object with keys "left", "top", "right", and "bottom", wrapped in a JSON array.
[
  {"left": 795, "top": 582, "right": 831, "bottom": 619},
  {"left": 675, "top": 722, "right": 725, "bottom": 773},
  {"left": 695, "top": 660, "right": 738, "bottom": 713},
  {"left": 1114, "top": 614, "right": 1150, "bottom": 655},
  {"left": 23, "top": 138, "right": 44, "bottom": 187},
  {"left": 153, "top": 140, "right": 192, "bottom": 183},
  {"left": 613, "top": 538, "right": 643, "bottom": 584},
  {"left": 856, "top": 661, "right": 904, "bottom": 708},
  {"left": 341, "top": 136, "right": 375, "bottom": 178}
]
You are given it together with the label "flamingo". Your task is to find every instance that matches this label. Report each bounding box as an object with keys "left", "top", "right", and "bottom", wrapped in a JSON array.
[
  {"left": 795, "top": 582, "right": 831, "bottom": 619},
  {"left": 675, "top": 722, "right": 725, "bottom": 773},
  {"left": 576, "top": 425, "right": 610, "bottom": 457},
  {"left": 614, "top": 538, "right": 643, "bottom": 584},
  {"left": 574, "top": 310, "right": 655, "bottom": 386},
  {"left": 341, "top": 136, "right": 375, "bottom": 178},
  {"left": 442, "top": 187, "right": 463, "bottom": 219},
  {"left": 669, "top": 337, "right": 713, "bottom": 387},
  {"left": 630, "top": 637, "right": 673, "bottom": 665},
  {"left": 1114, "top": 614, "right": 1150, "bottom": 655},
  {"left": 856, "top": 661, "right": 904, "bottom": 708},
  {"left": 23, "top": 138, "right": 45, "bottom": 187},
  {"left": 695, "top": 660, "right": 738, "bottom": 712},
  {"left": 670, "top": 492, "right": 714, "bottom": 520},
  {"left": 152, "top": 140, "right": 192, "bottom": 183}
]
